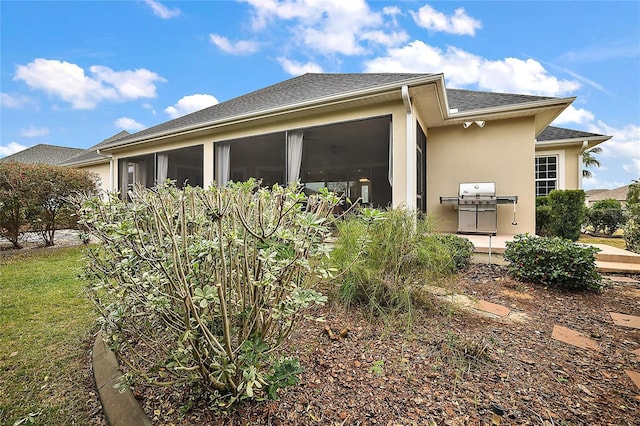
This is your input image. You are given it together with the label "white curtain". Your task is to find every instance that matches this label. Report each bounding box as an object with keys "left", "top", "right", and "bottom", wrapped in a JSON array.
[
  {"left": 286, "top": 130, "right": 304, "bottom": 183},
  {"left": 216, "top": 143, "right": 230, "bottom": 186},
  {"left": 156, "top": 153, "right": 169, "bottom": 184},
  {"left": 388, "top": 121, "right": 393, "bottom": 187},
  {"left": 120, "top": 159, "right": 129, "bottom": 195}
]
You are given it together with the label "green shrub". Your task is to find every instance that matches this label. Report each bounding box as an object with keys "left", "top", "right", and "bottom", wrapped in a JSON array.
[
  {"left": 535, "top": 196, "right": 552, "bottom": 236},
  {"left": 585, "top": 199, "right": 625, "bottom": 235},
  {"left": 78, "top": 180, "right": 339, "bottom": 405},
  {"left": 0, "top": 162, "right": 98, "bottom": 247},
  {"left": 503, "top": 234, "right": 602, "bottom": 291},
  {"left": 548, "top": 189, "right": 586, "bottom": 241},
  {"left": 623, "top": 203, "right": 640, "bottom": 253},
  {"left": 329, "top": 209, "right": 472, "bottom": 317}
]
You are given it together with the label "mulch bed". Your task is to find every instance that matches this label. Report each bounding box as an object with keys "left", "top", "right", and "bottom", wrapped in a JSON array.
[{"left": 115, "top": 264, "right": 640, "bottom": 425}]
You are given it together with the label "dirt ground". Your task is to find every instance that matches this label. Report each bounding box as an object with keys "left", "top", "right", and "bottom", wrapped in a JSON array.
[{"left": 123, "top": 264, "right": 640, "bottom": 425}]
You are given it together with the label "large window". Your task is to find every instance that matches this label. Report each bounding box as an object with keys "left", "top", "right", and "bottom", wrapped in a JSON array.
[{"left": 535, "top": 155, "right": 558, "bottom": 197}]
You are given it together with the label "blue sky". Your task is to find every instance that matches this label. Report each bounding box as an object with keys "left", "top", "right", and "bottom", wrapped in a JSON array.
[{"left": 1, "top": 0, "right": 638, "bottom": 190}]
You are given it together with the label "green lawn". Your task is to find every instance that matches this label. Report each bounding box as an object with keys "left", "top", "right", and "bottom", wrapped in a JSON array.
[
  {"left": 579, "top": 235, "right": 627, "bottom": 250},
  {"left": 0, "top": 246, "right": 98, "bottom": 426}
]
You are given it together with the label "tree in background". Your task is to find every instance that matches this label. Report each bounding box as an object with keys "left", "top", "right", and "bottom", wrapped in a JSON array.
[
  {"left": 582, "top": 147, "right": 602, "bottom": 179},
  {"left": 0, "top": 162, "right": 98, "bottom": 248},
  {"left": 585, "top": 198, "right": 625, "bottom": 236},
  {"left": 623, "top": 179, "right": 640, "bottom": 253}
]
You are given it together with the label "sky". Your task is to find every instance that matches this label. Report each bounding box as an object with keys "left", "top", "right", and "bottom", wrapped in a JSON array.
[{"left": 1, "top": 0, "right": 639, "bottom": 190}]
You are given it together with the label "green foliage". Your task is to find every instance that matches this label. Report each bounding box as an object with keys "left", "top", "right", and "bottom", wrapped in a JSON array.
[
  {"left": 78, "top": 180, "right": 339, "bottom": 405},
  {"left": 0, "top": 162, "right": 98, "bottom": 247},
  {"left": 503, "top": 234, "right": 602, "bottom": 291},
  {"left": 548, "top": 190, "right": 586, "bottom": 241},
  {"left": 535, "top": 196, "right": 552, "bottom": 236},
  {"left": 328, "top": 209, "right": 473, "bottom": 317},
  {"left": 585, "top": 199, "right": 625, "bottom": 236},
  {"left": 623, "top": 181, "right": 640, "bottom": 253}
]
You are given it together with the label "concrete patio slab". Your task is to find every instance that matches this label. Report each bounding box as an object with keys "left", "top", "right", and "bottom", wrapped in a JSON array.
[
  {"left": 609, "top": 312, "right": 640, "bottom": 329},
  {"left": 476, "top": 300, "right": 511, "bottom": 317},
  {"left": 625, "top": 370, "right": 640, "bottom": 390},
  {"left": 551, "top": 325, "right": 601, "bottom": 352},
  {"left": 604, "top": 275, "right": 639, "bottom": 284}
]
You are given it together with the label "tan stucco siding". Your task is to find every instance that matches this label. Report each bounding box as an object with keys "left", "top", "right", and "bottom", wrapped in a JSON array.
[
  {"left": 78, "top": 162, "right": 111, "bottom": 193},
  {"left": 426, "top": 117, "right": 536, "bottom": 235}
]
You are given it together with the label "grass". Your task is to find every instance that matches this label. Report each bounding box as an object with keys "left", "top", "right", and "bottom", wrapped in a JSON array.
[
  {"left": 0, "top": 246, "right": 97, "bottom": 426},
  {"left": 579, "top": 235, "right": 627, "bottom": 250}
]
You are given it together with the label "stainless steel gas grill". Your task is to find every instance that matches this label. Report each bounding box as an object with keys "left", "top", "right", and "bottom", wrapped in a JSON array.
[{"left": 440, "top": 182, "right": 518, "bottom": 235}]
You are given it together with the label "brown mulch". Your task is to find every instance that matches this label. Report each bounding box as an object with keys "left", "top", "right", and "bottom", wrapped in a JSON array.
[{"left": 114, "top": 264, "right": 640, "bottom": 425}]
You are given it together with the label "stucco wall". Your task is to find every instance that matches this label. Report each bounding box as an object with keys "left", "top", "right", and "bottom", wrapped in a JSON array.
[
  {"left": 78, "top": 162, "right": 110, "bottom": 193},
  {"left": 426, "top": 117, "right": 536, "bottom": 235}
]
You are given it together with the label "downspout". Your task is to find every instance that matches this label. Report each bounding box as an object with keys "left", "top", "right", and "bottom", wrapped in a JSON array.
[
  {"left": 96, "top": 148, "right": 114, "bottom": 193},
  {"left": 578, "top": 141, "right": 588, "bottom": 190},
  {"left": 401, "top": 85, "right": 415, "bottom": 209}
]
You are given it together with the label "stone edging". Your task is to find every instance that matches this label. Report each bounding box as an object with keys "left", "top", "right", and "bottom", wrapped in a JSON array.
[{"left": 92, "top": 332, "right": 152, "bottom": 426}]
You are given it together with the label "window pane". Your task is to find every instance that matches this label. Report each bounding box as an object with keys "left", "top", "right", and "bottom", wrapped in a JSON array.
[{"left": 228, "top": 133, "right": 285, "bottom": 187}]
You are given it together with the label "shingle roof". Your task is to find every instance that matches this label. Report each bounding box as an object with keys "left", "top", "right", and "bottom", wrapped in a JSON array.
[
  {"left": 61, "top": 130, "right": 130, "bottom": 166},
  {"left": 587, "top": 185, "right": 629, "bottom": 203},
  {"left": 103, "top": 73, "right": 437, "bottom": 148},
  {"left": 0, "top": 144, "right": 84, "bottom": 165},
  {"left": 446, "top": 88, "right": 556, "bottom": 112},
  {"left": 537, "top": 126, "right": 608, "bottom": 142}
]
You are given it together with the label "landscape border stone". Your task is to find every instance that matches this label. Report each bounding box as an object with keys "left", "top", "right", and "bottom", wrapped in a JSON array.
[{"left": 92, "top": 332, "right": 152, "bottom": 426}]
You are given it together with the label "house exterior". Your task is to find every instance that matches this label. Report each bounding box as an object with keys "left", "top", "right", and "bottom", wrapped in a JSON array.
[
  {"left": 0, "top": 144, "right": 84, "bottom": 165},
  {"left": 585, "top": 185, "right": 630, "bottom": 207},
  {"left": 66, "top": 73, "right": 611, "bottom": 235}
]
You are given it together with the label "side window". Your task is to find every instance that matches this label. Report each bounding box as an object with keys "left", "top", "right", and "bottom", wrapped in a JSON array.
[{"left": 535, "top": 155, "right": 558, "bottom": 197}]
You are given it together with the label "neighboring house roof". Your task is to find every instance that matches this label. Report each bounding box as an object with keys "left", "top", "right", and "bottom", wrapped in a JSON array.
[
  {"left": 0, "top": 144, "right": 84, "bottom": 165},
  {"left": 61, "top": 130, "right": 130, "bottom": 166},
  {"left": 586, "top": 185, "right": 629, "bottom": 203}
]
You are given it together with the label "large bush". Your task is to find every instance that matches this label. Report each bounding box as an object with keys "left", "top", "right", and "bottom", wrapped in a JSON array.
[
  {"left": 329, "top": 209, "right": 473, "bottom": 317},
  {"left": 79, "top": 181, "right": 339, "bottom": 404},
  {"left": 585, "top": 198, "right": 625, "bottom": 236},
  {"left": 0, "top": 162, "right": 98, "bottom": 248},
  {"left": 623, "top": 181, "right": 640, "bottom": 253},
  {"left": 548, "top": 189, "right": 586, "bottom": 241},
  {"left": 504, "top": 234, "right": 602, "bottom": 291},
  {"left": 535, "top": 196, "right": 552, "bottom": 236}
]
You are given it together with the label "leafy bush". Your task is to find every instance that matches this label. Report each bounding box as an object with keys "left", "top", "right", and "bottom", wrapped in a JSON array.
[
  {"left": 0, "top": 162, "right": 98, "bottom": 248},
  {"left": 535, "top": 196, "right": 552, "bottom": 236},
  {"left": 623, "top": 181, "right": 640, "bottom": 253},
  {"left": 329, "top": 209, "right": 473, "bottom": 317},
  {"left": 78, "top": 180, "right": 339, "bottom": 405},
  {"left": 585, "top": 199, "right": 625, "bottom": 236},
  {"left": 548, "top": 189, "right": 586, "bottom": 241},
  {"left": 503, "top": 234, "right": 602, "bottom": 291}
]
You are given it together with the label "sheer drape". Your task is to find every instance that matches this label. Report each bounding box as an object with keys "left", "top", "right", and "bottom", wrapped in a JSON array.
[
  {"left": 216, "top": 143, "right": 230, "bottom": 186},
  {"left": 286, "top": 130, "right": 304, "bottom": 183},
  {"left": 388, "top": 121, "right": 393, "bottom": 187},
  {"left": 156, "top": 153, "right": 168, "bottom": 183},
  {"left": 120, "top": 159, "right": 129, "bottom": 195}
]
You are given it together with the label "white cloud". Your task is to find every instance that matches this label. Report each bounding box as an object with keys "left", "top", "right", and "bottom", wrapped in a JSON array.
[
  {"left": 243, "top": 0, "right": 403, "bottom": 56},
  {"left": 115, "top": 117, "right": 146, "bottom": 131},
  {"left": 411, "top": 5, "right": 481, "bottom": 36},
  {"left": 1, "top": 93, "right": 34, "bottom": 109},
  {"left": 20, "top": 125, "right": 49, "bottom": 138},
  {"left": 364, "top": 41, "right": 580, "bottom": 96},
  {"left": 14, "top": 59, "right": 166, "bottom": 110},
  {"left": 164, "top": 94, "right": 219, "bottom": 119},
  {"left": 278, "top": 57, "right": 323, "bottom": 76},
  {"left": 144, "top": 0, "right": 180, "bottom": 19},
  {"left": 553, "top": 105, "right": 596, "bottom": 126},
  {"left": 0, "top": 142, "right": 28, "bottom": 157},
  {"left": 210, "top": 34, "right": 259, "bottom": 55}
]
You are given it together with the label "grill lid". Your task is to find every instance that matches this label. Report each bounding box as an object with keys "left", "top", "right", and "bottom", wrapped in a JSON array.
[{"left": 459, "top": 182, "right": 496, "bottom": 198}]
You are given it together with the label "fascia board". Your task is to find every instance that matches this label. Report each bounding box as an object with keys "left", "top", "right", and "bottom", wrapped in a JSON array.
[
  {"left": 535, "top": 135, "right": 612, "bottom": 147},
  {"left": 100, "top": 74, "right": 445, "bottom": 153}
]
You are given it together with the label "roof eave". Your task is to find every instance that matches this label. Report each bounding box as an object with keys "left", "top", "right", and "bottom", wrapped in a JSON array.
[
  {"left": 100, "top": 74, "right": 445, "bottom": 152},
  {"left": 535, "top": 134, "right": 612, "bottom": 148}
]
